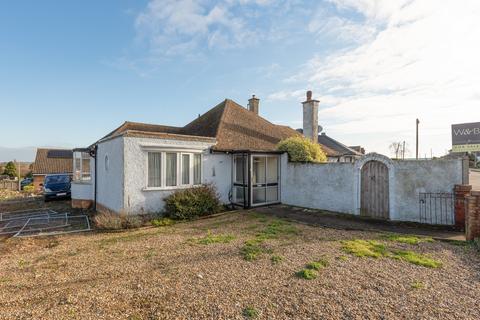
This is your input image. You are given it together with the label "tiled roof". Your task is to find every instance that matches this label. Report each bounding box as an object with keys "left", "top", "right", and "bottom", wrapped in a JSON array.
[
  {"left": 317, "top": 133, "right": 363, "bottom": 156},
  {"left": 99, "top": 99, "right": 338, "bottom": 154},
  {"left": 32, "top": 148, "right": 73, "bottom": 175}
]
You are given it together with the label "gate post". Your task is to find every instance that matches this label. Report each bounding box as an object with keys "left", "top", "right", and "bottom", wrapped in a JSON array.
[
  {"left": 454, "top": 185, "right": 472, "bottom": 230},
  {"left": 466, "top": 191, "right": 480, "bottom": 241}
]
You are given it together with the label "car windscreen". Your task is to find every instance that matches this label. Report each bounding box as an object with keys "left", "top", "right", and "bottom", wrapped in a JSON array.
[{"left": 45, "top": 175, "right": 70, "bottom": 184}]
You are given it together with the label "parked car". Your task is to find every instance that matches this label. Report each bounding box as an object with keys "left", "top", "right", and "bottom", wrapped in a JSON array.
[
  {"left": 43, "top": 174, "right": 71, "bottom": 201},
  {"left": 20, "top": 178, "right": 33, "bottom": 190}
]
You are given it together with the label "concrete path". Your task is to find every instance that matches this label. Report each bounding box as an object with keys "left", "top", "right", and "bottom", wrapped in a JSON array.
[
  {"left": 255, "top": 205, "right": 465, "bottom": 241},
  {"left": 470, "top": 170, "right": 480, "bottom": 191}
]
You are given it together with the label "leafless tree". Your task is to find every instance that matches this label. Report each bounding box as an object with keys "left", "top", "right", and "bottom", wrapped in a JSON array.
[{"left": 389, "top": 141, "right": 410, "bottom": 159}]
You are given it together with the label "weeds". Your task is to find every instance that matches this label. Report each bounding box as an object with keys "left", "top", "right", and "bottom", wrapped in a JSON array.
[
  {"left": 193, "top": 231, "right": 235, "bottom": 245},
  {"left": 342, "top": 240, "right": 387, "bottom": 258},
  {"left": 151, "top": 218, "right": 175, "bottom": 227},
  {"left": 343, "top": 239, "right": 442, "bottom": 268},
  {"left": 271, "top": 254, "right": 284, "bottom": 265},
  {"left": 296, "top": 269, "right": 317, "bottom": 280},
  {"left": 242, "top": 306, "right": 259, "bottom": 318},
  {"left": 391, "top": 250, "right": 442, "bottom": 268},
  {"left": 382, "top": 234, "right": 434, "bottom": 245},
  {"left": 411, "top": 280, "right": 425, "bottom": 289},
  {"left": 306, "top": 258, "right": 329, "bottom": 270}
]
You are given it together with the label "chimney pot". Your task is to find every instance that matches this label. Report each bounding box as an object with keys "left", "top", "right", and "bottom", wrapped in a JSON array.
[{"left": 306, "top": 90, "right": 312, "bottom": 101}]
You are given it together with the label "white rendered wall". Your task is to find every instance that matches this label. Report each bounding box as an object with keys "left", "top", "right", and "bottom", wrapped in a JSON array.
[
  {"left": 123, "top": 136, "right": 225, "bottom": 214},
  {"left": 280, "top": 154, "right": 356, "bottom": 214},
  {"left": 96, "top": 136, "right": 125, "bottom": 213},
  {"left": 282, "top": 153, "right": 464, "bottom": 224}
]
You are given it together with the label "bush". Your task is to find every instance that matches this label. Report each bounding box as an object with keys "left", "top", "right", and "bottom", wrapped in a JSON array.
[
  {"left": 277, "top": 136, "right": 327, "bottom": 163},
  {"left": 22, "top": 185, "right": 35, "bottom": 193},
  {"left": 93, "top": 212, "right": 144, "bottom": 230},
  {"left": 164, "top": 185, "right": 221, "bottom": 220},
  {"left": 93, "top": 212, "right": 123, "bottom": 230}
]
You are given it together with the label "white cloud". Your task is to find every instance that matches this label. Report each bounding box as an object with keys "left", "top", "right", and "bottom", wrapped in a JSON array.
[{"left": 271, "top": 0, "right": 480, "bottom": 156}]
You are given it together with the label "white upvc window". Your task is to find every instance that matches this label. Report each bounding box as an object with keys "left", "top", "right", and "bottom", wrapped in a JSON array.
[
  {"left": 73, "top": 151, "right": 91, "bottom": 182},
  {"left": 146, "top": 151, "right": 202, "bottom": 190}
]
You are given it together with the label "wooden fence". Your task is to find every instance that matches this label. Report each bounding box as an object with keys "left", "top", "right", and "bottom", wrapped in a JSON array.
[{"left": 0, "top": 180, "right": 19, "bottom": 191}]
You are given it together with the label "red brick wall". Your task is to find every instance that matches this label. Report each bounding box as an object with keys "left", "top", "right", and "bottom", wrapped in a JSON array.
[
  {"left": 454, "top": 185, "right": 472, "bottom": 230},
  {"left": 466, "top": 191, "right": 480, "bottom": 241}
]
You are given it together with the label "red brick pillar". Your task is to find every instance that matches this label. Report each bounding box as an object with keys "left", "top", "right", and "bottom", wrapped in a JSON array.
[
  {"left": 466, "top": 191, "right": 480, "bottom": 241},
  {"left": 454, "top": 185, "right": 472, "bottom": 230}
]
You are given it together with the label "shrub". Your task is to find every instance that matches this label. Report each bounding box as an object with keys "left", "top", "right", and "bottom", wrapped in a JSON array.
[
  {"left": 277, "top": 136, "right": 327, "bottom": 163},
  {"left": 93, "top": 212, "right": 144, "bottom": 230},
  {"left": 93, "top": 212, "right": 123, "bottom": 230},
  {"left": 164, "top": 185, "right": 221, "bottom": 220},
  {"left": 23, "top": 185, "right": 35, "bottom": 193}
]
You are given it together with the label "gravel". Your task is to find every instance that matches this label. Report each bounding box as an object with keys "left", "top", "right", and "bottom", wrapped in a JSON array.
[{"left": 0, "top": 210, "right": 479, "bottom": 320}]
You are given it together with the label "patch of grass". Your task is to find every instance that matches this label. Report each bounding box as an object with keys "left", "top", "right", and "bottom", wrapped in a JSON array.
[
  {"left": 242, "top": 306, "right": 259, "bottom": 319},
  {"left": 296, "top": 268, "right": 317, "bottom": 280},
  {"left": 257, "top": 219, "right": 297, "bottom": 240},
  {"left": 194, "top": 231, "right": 235, "bottom": 245},
  {"left": 241, "top": 240, "right": 265, "bottom": 261},
  {"left": 342, "top": 240, "right": 387, "bottom": 258},
  {"left": 271, "top": 254, "right": 283, "bottom": 265},
  {"left": 383, "top": 233, "right": 434, "bottom": 245},
  {"left": 391, "top": 250, "right": 442, "bottom": 268},
  {"left": 337, "top": 255, "right": 348, "bottom": 261},
  {"left": 249, "top": 212, "right": 269, "bottom": 222},
  {"left": 306, "top": 258, "right": 329, "bottom": 270},
  {"left": 411, "top": 280, "right": 425, "bottom": 289},
  {"left": 151, "top": 218, "right": 175, "bottom": 227}
]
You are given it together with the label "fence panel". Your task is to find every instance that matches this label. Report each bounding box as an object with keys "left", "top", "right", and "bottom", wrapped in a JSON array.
[
  {"left": 419, "top": 192, "right": 455, "bottom": 225},
  {"left": 0, "top": 180, "right": 19, "bottom": 191}
]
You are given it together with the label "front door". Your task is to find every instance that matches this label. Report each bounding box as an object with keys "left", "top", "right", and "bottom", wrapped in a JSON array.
[
  {"left": 251, "top": 155, "right": 279, "bottom": 206},
  {"left": 361, "top": 160, "right": 389, "bottom": 219}
]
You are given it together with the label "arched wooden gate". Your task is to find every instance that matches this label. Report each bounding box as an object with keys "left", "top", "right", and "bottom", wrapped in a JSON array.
[{"left": 361, "top": 160, "right": 389, "bottom": 219}]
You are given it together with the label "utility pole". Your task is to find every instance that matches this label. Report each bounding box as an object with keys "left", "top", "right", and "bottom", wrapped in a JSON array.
[{"left": 416, "top": 119, "right": 420, "bottom": 160}]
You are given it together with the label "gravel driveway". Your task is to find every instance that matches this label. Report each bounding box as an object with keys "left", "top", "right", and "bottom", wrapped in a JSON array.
[{"left": 0, "top": 210, "right": 479, "bottom": 319}]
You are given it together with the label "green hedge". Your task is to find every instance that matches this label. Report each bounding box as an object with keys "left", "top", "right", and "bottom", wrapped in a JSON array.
[
  {"left": 277, "top": 136, "right": 327, "bottom": 163},
  {"left": 164, "top": 185, "right": 221, "bottom": 220}
]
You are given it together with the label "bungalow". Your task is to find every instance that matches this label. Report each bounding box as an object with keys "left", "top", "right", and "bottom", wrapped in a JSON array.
[
  {"left": 32, "top": 148, "right": 73, "bottom": 192},
  {"left": 71, "top": 92, "right": 333, "bottom": 213}
]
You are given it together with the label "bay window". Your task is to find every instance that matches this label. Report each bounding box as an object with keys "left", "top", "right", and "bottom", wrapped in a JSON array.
[{"left": 147, "top": 151, "right": 202, "bottom": 189}]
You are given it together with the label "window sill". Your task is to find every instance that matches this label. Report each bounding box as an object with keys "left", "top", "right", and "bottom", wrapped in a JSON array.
[
  {"left": 142, "top": 184, "right": 202, "bottom": 192},
  {"left": 72, "top": 180, "right": 92, "bottom": 185}
]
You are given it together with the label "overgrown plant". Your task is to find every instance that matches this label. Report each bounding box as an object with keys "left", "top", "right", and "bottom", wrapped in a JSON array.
[
  {"left": 277, "top": 136, "right": 327, "bottom": 163},
  {"left": 93, "top": 212, "right": 144, "bottom": 230},
  {"left": 164, "top": 184, "right": 221, "bottom": 220}
]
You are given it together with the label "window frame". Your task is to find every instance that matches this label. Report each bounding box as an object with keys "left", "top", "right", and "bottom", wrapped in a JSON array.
[
  {"left": 73, "top": 151, "right": 91, "bottom": 183},
  {"left": 145, "top": 151, "right": 203, "bottom": 191}
]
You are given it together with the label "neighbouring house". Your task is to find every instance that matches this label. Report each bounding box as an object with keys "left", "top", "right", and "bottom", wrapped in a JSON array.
[
  {"left": 296, "top": 129, "right": 364, "bottom": 162},
  {"left": 32, "top": 149, "right": 73, "bottom": 192},
  {"left": 72, "top": 92, "right": 328, "bottom": 213}
]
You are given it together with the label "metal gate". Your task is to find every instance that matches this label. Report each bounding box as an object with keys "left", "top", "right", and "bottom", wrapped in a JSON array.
[
  {"left": 419, "top": 193, "right": 455, "bottom": 225},
  {"left": 361, "top": 160, "right": 389, "bottom": 219}
]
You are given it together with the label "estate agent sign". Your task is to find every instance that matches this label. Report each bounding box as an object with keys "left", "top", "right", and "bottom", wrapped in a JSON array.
[{"left": 452, "top": 122, "right": 480, "bottom": 152}]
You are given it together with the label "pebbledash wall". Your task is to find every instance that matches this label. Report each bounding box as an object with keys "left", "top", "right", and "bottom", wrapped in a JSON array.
[
  {"left": 280, "top": 153, "right": 467, "bottom": 224},
  {"left": 123, "top": 136, "right": 230, "bottom": 214},
  {"left": 72, "top": 135, "right": 232, "bottom": 214}
]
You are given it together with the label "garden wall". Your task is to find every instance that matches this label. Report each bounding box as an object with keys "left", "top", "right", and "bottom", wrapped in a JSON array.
[{"left": 281, "top": 153, "right": 466, "bottom": 224}]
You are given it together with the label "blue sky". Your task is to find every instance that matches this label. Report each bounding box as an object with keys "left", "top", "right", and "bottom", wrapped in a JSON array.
[{"left": 1, "top": 0, "right": 479, "bottom": 161}]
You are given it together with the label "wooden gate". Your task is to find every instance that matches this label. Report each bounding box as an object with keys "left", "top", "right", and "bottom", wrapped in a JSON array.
[{"left": 361, "top": 160, "right": 389, "bottom": 219}]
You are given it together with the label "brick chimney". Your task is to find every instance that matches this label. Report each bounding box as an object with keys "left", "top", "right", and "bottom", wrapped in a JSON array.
[
  {"left": 302, "top": 90, "right": 319, "bottom": 141},
  {"left": 248, "top": 95, "right": 260, "bottom": 115}
]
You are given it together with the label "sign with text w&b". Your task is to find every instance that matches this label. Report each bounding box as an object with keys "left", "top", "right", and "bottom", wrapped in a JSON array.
[{"left": 452, "top": 122, "right": 480, "bottom": 152}]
